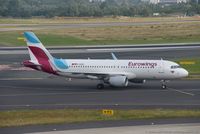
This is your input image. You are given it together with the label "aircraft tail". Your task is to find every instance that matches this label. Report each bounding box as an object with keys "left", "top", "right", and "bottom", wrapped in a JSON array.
[
  {"left": 24, "top": 32, "right": 53, "bottom": 62},
  {"left": 23, "top": 32, "right": 56, "bottom": 74}
]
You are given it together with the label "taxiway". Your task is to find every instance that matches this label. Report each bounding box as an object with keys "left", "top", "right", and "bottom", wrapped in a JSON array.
[{"left": 0, "top": 45, "right": 199, "bottom": 110}]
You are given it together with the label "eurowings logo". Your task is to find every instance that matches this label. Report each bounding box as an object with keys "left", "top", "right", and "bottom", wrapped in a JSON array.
[
  {"left": 53, "top": 58, "right": 69, "bottom": 69},
  {"left": 128, "top": 61, "right": 157, "bottom": 68}
]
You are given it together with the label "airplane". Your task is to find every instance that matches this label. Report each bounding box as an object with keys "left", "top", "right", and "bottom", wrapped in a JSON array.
[{"left": 22, "top": 32, "right": 189, "bottom": 89}]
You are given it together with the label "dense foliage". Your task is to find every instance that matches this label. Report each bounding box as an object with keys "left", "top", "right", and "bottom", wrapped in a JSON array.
[{"left": 0, "top": 0, "right": 199, "bottom": 17}]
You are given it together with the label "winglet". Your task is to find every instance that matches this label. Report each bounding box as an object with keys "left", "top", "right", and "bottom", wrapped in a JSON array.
[{"left": 111, "top": 53, "right": 118, "bottom": 60}]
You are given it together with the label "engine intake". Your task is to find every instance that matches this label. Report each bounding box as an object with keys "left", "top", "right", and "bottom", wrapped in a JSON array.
[{"left": 109, "top": 76, "right": 128, "bottom": 87}]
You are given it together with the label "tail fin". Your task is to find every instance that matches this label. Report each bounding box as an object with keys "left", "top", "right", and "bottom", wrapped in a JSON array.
[
  {"left": 24, "top": 32, "right": 53, "bottom": 62},
  {"left": 24, "top": 32, "right": 56, "bottom": 74}
]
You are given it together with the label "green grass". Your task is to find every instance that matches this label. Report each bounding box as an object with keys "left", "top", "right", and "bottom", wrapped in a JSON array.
[
  {"left": 177, "top": 58, "right": 200, "bottom": 74},
  {"left": 0, "top": 109, "right": 200, "bottom": 128},
  {"left": 1, "top": 31, "right": 200, "bottom": 47},
  {"left": 0, "top": 32, "right": 24, "bottom": 46},
  {"left": 1, "top": 17, "right": 200, "bottom": 46},
  {"left": 92, "top": 36, "right": 200, "bottom": 45},
  {"left": 37, "top": 34, "right": 98, "bottom": 46},
  {"left": 0, "top": 32, "right": 98, "bottom": 46}
]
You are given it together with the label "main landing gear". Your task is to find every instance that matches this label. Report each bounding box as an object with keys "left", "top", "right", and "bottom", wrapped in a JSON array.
[
  {"left": 161, "top": 80, "right": 167, "bottom": 89},
  {"left": 97, "top": 83, "right": 104, "bottom": 89}
]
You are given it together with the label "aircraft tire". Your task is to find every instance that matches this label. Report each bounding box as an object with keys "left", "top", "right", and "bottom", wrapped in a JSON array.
[
  {"left": 162, "top": 85, "right": 167, "bottom": 89},
  {"left": 97, "top": 84, "right": 104, "bottom": 89}
]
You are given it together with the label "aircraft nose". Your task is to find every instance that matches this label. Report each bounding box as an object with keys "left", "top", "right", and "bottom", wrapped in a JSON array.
[{"left": 179, "top": 69, "right": 189, "bottom": 78}]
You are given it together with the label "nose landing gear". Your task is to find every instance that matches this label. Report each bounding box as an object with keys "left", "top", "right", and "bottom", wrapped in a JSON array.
[
  {"left": 161, "top": 80, "right": 168, "bottom": 89},
  {"left": 162, "top": 84, "right": 167, "bottom": 89}
]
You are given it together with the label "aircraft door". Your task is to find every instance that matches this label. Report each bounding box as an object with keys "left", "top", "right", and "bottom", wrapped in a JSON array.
[{"left": 158, "top": 59, "right": 164, "bottom": 74}]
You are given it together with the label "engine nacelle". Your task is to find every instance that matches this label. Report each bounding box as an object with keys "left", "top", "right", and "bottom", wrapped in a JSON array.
[
  {"left": 109, "top": 76, "right": 128, "bottom": 87},
  {"left": 129, "top": 79, "right": 146, "bottom": 84}
]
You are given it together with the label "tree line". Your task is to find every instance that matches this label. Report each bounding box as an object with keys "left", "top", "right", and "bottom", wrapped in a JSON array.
[{"left": 0, "top": 0, "right": 200, "bottom": 18}]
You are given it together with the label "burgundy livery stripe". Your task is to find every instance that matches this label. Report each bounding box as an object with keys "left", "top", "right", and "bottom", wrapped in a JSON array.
[
  {"left": 29, "top": 46, "right": 49, "bottom": 60},
  {"left": 29, "top": 46, "right": 56, "bottom": 74}
]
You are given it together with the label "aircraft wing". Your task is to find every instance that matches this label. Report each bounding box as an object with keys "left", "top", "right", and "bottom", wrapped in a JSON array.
[{"left": 69, "top": 71, "right": 136, "bottom": 80}]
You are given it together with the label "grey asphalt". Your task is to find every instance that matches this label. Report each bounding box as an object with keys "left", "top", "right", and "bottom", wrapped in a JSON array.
[
  {"left": 0, "top": 74, "right": 200, "bottom": 110},
  {"left": 0, "top": 46, "right": 200, "bottom": 110},
  {"left": 0, "top": 46, "right": 200, "bottom": 134},
  {"left": 1, "top": 44, "right": 200, "bottom": 61},
  {"left": 1, "top": 119, "right": 200, "bottom": 134},
  {"left": 27, "top": 123, "right": 200, "bottom": 134}
]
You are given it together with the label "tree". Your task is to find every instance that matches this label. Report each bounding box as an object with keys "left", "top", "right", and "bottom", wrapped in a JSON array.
[{"left": 0, "top": 0, "right": 200, "bottom": 18}]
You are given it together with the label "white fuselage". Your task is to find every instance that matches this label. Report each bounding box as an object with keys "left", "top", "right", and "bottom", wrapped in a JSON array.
[{"left": 54, "top": 59, "right": 188, "bottom": 80}]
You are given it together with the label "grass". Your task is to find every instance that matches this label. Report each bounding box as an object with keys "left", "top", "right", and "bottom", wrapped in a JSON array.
[
  {"left": 0, "top": 32, "right": 25, "bottom": 46},
  {"left": 0, "top": 32, "right": 98, "bottom": 46},
  {"left": 36, "top": 33, "right": 97, "bottom": 46},
  {"left": 1, "top": 19, "right": 200, "bottom": 46},
  {"left": 59, "top": 22, "right": 200, "bottom": 40},
  {"left": 178, "top": 58, "right": 200, "bottom": 74},
  {"left": 0, "top": 109, "right": 200, "bottom": 128}
]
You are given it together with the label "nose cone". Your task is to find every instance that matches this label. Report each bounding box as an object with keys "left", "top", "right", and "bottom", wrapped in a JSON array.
[{"left": 179, "top": 69, "right": 189, "bottom": 78}]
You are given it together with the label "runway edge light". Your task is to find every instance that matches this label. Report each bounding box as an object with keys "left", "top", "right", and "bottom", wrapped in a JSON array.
[{"left": 102, "top": 109, "right": 114, "bottom": 116}]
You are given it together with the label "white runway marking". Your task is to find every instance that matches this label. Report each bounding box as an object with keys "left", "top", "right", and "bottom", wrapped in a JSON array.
[
  {"left": 0, "top": 103, "right": 200, "bottom": 108},
  {"left": 1, "top": 44, "right": 200, "bottom": 54},
  {"left": 168, "top": 88, "right": 195, "bottom": 96},
  {"left": 87, "top": 46, "right": 200, "bottom": 52},
  {"left": 0, "top": 89, "right": 168, "bottom": 97}
]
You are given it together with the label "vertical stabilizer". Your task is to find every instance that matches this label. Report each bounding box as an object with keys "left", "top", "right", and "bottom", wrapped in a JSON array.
[
  {"left": 23, "top": 32, "right": 56, "bottom": 74},
  {"left": 24, "top": 32, "right": 53, "bottom": 62}
]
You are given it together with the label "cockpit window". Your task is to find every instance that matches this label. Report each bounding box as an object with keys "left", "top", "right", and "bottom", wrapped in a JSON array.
[{"left": 171, "top": 65, "right": 181, "bottom": 69}]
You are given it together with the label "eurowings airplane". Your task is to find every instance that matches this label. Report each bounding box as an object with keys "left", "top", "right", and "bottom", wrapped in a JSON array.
[{"left": 23, "top": 32, "right": 189, "bottom": 89}]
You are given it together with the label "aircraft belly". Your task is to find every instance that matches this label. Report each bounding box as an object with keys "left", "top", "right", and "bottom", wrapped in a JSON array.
[{"left": 57, "top": 72, "right": 87, "bottom": 78}]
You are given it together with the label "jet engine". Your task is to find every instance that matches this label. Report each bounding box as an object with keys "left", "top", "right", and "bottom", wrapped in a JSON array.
[
  {"left": 108, "top": 76, "right": 128, "bottom": 87},
  {"left": 129, "top": 79, "right": 146, "bottom": 84}
]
